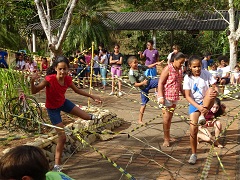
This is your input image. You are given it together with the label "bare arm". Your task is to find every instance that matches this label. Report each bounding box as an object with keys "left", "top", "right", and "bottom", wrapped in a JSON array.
[
  {"left": 138, "top": 51, "right": 145, "bottom": 59},
  {"left": 134, "top": 79, "right": 148, "bottom": 87},
  {"left": 184, "top": 89, "right": 202, "bottom": 110},
  {"left": 157, "top": 66, "right": 168, "bottom": 104},
  {"left": 147, "top": 61, "right": 164, "bottom": 68},
  {"left": 116, "top": 56, "right": 123, "bottom": 65},
  {"left": 69, "top": 83, "right": 101, "bottom": 103},
  {"left": 30, "top": 73, "right": 48, "bottom": 94}
]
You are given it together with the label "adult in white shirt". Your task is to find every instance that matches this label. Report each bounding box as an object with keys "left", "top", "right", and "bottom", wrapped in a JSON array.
[{"left": 217, "top": 55, "right": 230, "bottom": 94}]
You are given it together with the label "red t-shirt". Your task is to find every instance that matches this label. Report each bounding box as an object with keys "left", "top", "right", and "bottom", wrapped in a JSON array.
[
  {"left": 45, "top": 74, "right": 72, "bottom": 109},
  {"left": 42, "top": 63, "right": 48, "bottom": 70}
]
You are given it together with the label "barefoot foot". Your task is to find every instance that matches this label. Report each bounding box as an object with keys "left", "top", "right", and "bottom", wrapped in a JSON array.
[
  {"left": 170, "top": 137, "right": 177, "bottom": 142},
  {"left": 138, "top": 120, "right": 144, "bottom": 124},
  {"left": 163, "top": 140, "right": 170, "bottom": 147}
]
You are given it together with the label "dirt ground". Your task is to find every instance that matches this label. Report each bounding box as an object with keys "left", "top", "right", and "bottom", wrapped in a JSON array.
[{"left": 0, "top": 84, "right": 135, "bottom": 156}]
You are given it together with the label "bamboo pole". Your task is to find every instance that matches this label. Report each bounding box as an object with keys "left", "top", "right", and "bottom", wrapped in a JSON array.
[{"left": 88, "top": 42, "right": 94, "bottom": 108}]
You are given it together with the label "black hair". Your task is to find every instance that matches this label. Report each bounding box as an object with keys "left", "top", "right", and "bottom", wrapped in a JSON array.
[
  {"left": 234, "top": 64, "right": 240, "bottom": 69},
  {"left": 171, "top": 52, "right": 186, "bottom": 62},
  {"left": 94, "top": 50, "right": 99, "bottom": 55},
  {"left": 98, "top": 43, "right": 104, "bottom": 48},
  {"left": 127, "top": 56, "right": 137, "bottom": 64},
  {"left": 102, "top": 49, "right": 107, "bottom": 54},
  {"left": 186, "top": 55, "right": 202, "bottom": 76},
  {"left": 217, "top": 55, "right": 229, "bottom": 64},
  {"left": 68, "top": 56, "right": 74, "bottom": 62},
  {"left": 203, "top": 52, "right": 211, "bottom": 58},
  {"left": 214, "top": 98, "right": 224, "bottom": 117},
  {"left": 46, "top": 56, "right": 69, "bottom": 75},
  {"left": 147, "top": 40, "right": 154, "bottom": 45}
]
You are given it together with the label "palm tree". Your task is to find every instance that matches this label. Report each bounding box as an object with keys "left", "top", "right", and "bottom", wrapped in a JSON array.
[{"left": 63, "top": 0, "right": 114, "bottom": 52}]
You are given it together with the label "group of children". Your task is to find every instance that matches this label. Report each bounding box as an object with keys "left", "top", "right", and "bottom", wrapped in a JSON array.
[
  {"left": 128, "top": 52, "right": 226, "bottom": 165},
  {"left": 206, "top": 55, "right": 240, "bottom": 93},
  {"left": 71, "top": 44, "right": 125, "bottom": 97},
  {"left": 0, "top": 47, "right": 233, "bottom": 178},
  {"left": 15, "top": 53, "right": 49, "bottom": 73}
]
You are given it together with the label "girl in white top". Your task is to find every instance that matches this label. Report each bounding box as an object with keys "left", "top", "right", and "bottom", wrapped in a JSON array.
[
  {"left": 230, "top": 65, "right": 240, "bottom": 86},
  {"left": 183, "top": 55, "right": 218, "bottom": 165}
]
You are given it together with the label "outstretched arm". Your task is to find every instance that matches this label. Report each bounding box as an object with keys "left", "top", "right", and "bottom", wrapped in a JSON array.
[
  {"left": 147, "top": 60, "right": 164, "bottom": 68},
  {"left": 69, "top": 83, "right": 102, "bottom": 103},
  {"left": 30, "top": 72, "right": 48, "bottom": 94}
]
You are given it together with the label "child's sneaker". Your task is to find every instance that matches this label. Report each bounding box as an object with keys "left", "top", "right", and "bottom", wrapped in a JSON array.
[
  {"left": 118, "top": 91, "right": 123, "bottom": 96},
  {"left": 109, "top": 92, "right": 115, "bottom": 96},
  {"left": 188, "top": 154, "right": 197, "bottom": 165},
  {"left": 52, "top": 165, "right": 62, "bottom": 172},
  {"left": 198, "top": 115, "right": 206, "bottom": 125}
]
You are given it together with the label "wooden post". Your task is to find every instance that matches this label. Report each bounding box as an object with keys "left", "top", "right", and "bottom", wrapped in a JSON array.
[
  {"left": 153, "top": 30, "right": 156, "bottom": 49},
  {"left": 88, "top": 42, "right": 94, "bottom": 108},
  {"left": 32, "top": 30, "right": 36, "bottom": 53}
]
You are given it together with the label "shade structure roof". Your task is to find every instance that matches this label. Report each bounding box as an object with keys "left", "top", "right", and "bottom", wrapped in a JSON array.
[{"left": 26, "top": 10, "right": 239, "bottom": 31}]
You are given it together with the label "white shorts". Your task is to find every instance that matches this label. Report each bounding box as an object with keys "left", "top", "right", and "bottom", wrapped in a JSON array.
[{"left": 159, "top": 99, "right": 178, "bottom": 108}]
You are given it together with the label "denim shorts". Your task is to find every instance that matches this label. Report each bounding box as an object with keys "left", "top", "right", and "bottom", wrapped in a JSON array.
[{"left": 47, "top": 99, "right": 75, "bottom": 125}]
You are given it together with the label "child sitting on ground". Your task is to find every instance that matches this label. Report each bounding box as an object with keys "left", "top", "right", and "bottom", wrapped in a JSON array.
[
  {"left": 197, "top": 98, "right": 225, "bottom": 148},
  {"left": 209, "top": 63, "right": 220, "bottom": 83},
  {"left": 128, "top": 56, "right": 163, "bottom": 124},
  {"left": 230, "top": 64, "right": 240, "bottom": 86}
]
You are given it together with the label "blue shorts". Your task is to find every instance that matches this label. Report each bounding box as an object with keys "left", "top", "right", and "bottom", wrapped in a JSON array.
[
  {"left": 189, "top": 102, "right": 203, "bottom": 114},
  {"left": 144, "top": 68, "right": 157, "bottom": 78},
  {"left": 140, "top": 78, "right": 158, "bottom": 105},
  {"left": 47, "top": 99, "right": 75, "bottom": 125},
  {"left": 86, "top": 66, "right": 90, "bottom": 72}
]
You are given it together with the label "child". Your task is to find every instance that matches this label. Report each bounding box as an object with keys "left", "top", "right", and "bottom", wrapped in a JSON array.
[
  {"left": 201, "top": 53, "right": 211, "bottom": 70},
  {"left": 128, "top": 56, "right": 162, "bottom": 124},
  {"left": 109, "top": 44, "right": 123, "bottom": 96},
  {"left": 217, "top": 55, "right": 230, "bottom": 94},
  {"left": 183, "top": 55, "right": 218, "bottom": 165},
  {"left": 158, "top": 52, "right": 186, "bottom": 147},
  {"left": 230, "top": 64, "right": 240, "bottom": 86},
  {"left": 99, "top": 49, "right": 108, "bottom": 90},
  {"left": 93, "top": 50, "right": 100, "bottom": 87},
  {"left": 209, "top": 63, "right": 220, "bottom": 82},
  {"left": 198, "top": 98, "right": 225, "bottom": 148},
  {"left": 41, "top": 57, "right": 49, "bottom": 73},
  {"left": 31, "top": 56, "right": 101, "bottom": 171},
  {"left": 0, "top": 145, "right": 73, "bottom": 180}
]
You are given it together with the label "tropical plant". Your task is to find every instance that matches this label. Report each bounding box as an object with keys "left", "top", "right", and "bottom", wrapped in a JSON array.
[
  {"left": 0, "top": 69, "right": 30, "bottom": 120},
  {"left": 63, "top": 0, "right": 113, "bottom": 52}
]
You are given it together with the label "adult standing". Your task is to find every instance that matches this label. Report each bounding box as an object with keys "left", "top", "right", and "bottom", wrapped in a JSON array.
[
  {"left": 138, "top": 40, "right": 160, "bottom": 93},
  {"left": 217, "top": 55, "right": 230, "bottom": 94}
]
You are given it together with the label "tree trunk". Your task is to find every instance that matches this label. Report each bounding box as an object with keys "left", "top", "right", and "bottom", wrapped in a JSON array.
[
  {"left": 228, "top": 36, "right": 238, "bottom": 70},
  {"left": 34, "top": 0, "right": 78, "bottom": 57},
  {"left": 228, "top": 0, "right": 238, "bottom": 71}
]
